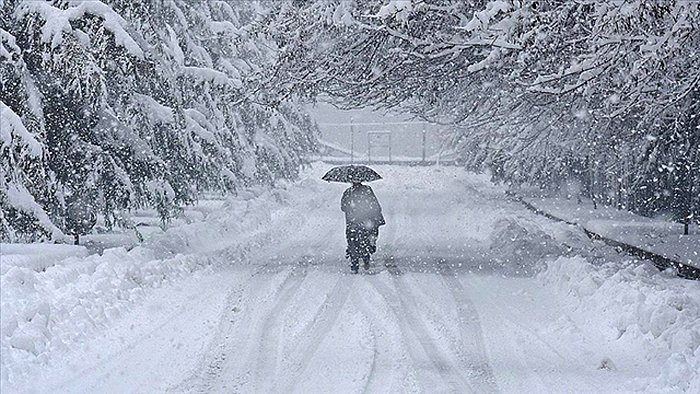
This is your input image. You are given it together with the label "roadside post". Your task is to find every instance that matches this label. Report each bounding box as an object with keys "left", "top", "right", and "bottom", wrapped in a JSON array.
[{"left": 422, "top": 124, "right": 427, "bottom": 163}]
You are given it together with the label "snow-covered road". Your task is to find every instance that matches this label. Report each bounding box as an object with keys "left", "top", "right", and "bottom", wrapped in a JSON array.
[{"left": 5, "top": 165, "right": 699, "bottom": 393}]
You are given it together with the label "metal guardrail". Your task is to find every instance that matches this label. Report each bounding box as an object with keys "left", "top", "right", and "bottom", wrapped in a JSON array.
[
  {"left": 315, "top": 119, "right": 454, "bottom": 164},
  {"left": 312, "top": 158, "right": 462, "bottom": 166},
  {"left": 506, "top": 191, "right": 700, "bottom": 280},
  {"left": 312, "top": 139, "right": 460, "bottom": 166}
]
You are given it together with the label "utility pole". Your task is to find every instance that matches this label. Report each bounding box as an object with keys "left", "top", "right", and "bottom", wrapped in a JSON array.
[
  {"left": 679, "top": 153, "right": 691, "bottom": 235},
  {"left": 421, "top": 124, "right": 427, "bottom": 163},
  {"left": 389, "top": 132, "right": 392, "bottom": 164},
  {"left": 350, "top": 116, "right": 354, "bottom": 163},
  {"left": 367, "top": 132, "right": 371, "bottom": 163}
]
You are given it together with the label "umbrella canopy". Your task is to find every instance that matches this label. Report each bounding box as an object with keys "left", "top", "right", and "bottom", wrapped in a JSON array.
[{"left": 322, "top": 165, "right": 382, "bottom": 183}]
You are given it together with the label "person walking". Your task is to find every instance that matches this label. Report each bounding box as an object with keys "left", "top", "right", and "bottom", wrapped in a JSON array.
[
  {"left": 341, "top": 181, "right": 385, "bottom": 273},
  {"left": 322, "top": 165, "right": 385, "bottom": 273}
]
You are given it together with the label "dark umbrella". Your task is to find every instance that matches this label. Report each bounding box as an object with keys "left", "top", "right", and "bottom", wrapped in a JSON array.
[{"left": 322, "top": 165, "right": 382, "bottom": 183}]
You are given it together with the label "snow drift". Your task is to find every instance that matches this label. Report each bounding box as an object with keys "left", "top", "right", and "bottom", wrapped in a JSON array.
[
  {"left": 0, "top": 180, "right": 304, "bottom": 388},
  {"left": 540, "top": 257, "right": 700, "bottom": 392}
]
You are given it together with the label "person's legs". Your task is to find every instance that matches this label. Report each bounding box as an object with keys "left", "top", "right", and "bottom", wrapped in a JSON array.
[
  {"left": 350, "top": 257, "right": 359, "bottom": 274},
  {"left": 347, "top": 224, "right": 378, "bottom": 273},
  {"left": 346, "top": 224, "right": 361, "bottom": 273}
]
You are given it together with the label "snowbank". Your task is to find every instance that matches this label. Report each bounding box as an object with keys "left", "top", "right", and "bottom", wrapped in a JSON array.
[
  {"left": 539, "top": 256, "right": 700, "bottom": 392},
  {"left": 0, "top": 182, "right": 302, "bottom": 389},
  {"left": 0, "top": 243, "right": 87, "bottom": 275},
  {"left": 489, "top": 218, "right": 564, "bottom": 263}
]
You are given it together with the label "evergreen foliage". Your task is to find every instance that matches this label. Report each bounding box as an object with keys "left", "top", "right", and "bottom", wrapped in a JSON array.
[
  {"left": 267, "top": 0, "right": 700, "bottom": 226},
  {"left": 1, "top": 0, "right": 317, "bottom": 241}
]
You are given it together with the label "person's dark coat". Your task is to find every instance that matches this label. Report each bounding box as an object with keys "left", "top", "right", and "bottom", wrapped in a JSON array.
[{"left": 341, "top": 183, "right": 384, "bottom": 259}]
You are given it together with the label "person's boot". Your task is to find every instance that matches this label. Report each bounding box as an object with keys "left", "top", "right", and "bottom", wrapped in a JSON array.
[
  {"left": 363, "top": 256, "right": 371, "bottom": 270},
  {"left": 350, "top": 258, "right": 359, "bottom": 274}
]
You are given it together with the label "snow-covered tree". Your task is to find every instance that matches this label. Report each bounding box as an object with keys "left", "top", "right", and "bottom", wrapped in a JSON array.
[
  {"left": 1, "top": 21, "right": 64, "bottom": 241},
  {"left": 268, "top": 0, "right": 699, "bottom": 224},
  {"left": 1, "top": 0, "right": 317, "bottom": 242}
]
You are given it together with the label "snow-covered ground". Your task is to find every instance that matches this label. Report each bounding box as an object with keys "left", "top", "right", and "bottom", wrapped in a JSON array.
[
  {"left": 520, "top": 195, "right": 699, "bottom": 269},
  {"left": 2, "top": 164, "right": 698, "bottom": 393}
]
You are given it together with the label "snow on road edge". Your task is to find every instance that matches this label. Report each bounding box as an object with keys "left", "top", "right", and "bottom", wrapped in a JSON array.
[
  {"left": 0, "top": 181, "right": 303, "bottom": 390},
  {"left": 539, "top": 257, "right": 700, "bottom": 392}
]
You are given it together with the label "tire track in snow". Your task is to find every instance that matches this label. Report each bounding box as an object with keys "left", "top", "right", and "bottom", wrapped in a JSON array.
[
  {"left": 253, "top": 265, "right": 311, "bottom": 393},
  {"left": 351, "top": 278, "right": 418, "bottom": 394},
  {"left": 367, "top": 274, "right": 476, "bottom": 393},
  {"left": 173, "top": 282, "right": 249, "bottom": 393},
  {"left": 407, "top": 187, "right": 498, "bottom": 393},
  {"left": 175, "top": 184, "right": 345, "bottom": 393},
  {"left": 281, "top": 274, "right": 353, "bottom": 393},
  {"left": 392, "top": 274, "right": 483, "bottom": 393},
  {"left": 171, "top": 263, "right": 288, "bottom": 393},
  {"left": 188, "top": 264, "right": 307, "bottom": 392},
  {"left": 438, "top": 269, "right": 499, "bottom": 392}
]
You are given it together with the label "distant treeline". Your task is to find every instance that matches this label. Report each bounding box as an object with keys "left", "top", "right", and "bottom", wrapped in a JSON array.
[
  {"left": 266, "top": 0, "right": 699, "bottom": 230},
  {"left": 1, "top": 1, "right": 317, "bottom": 242}
]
